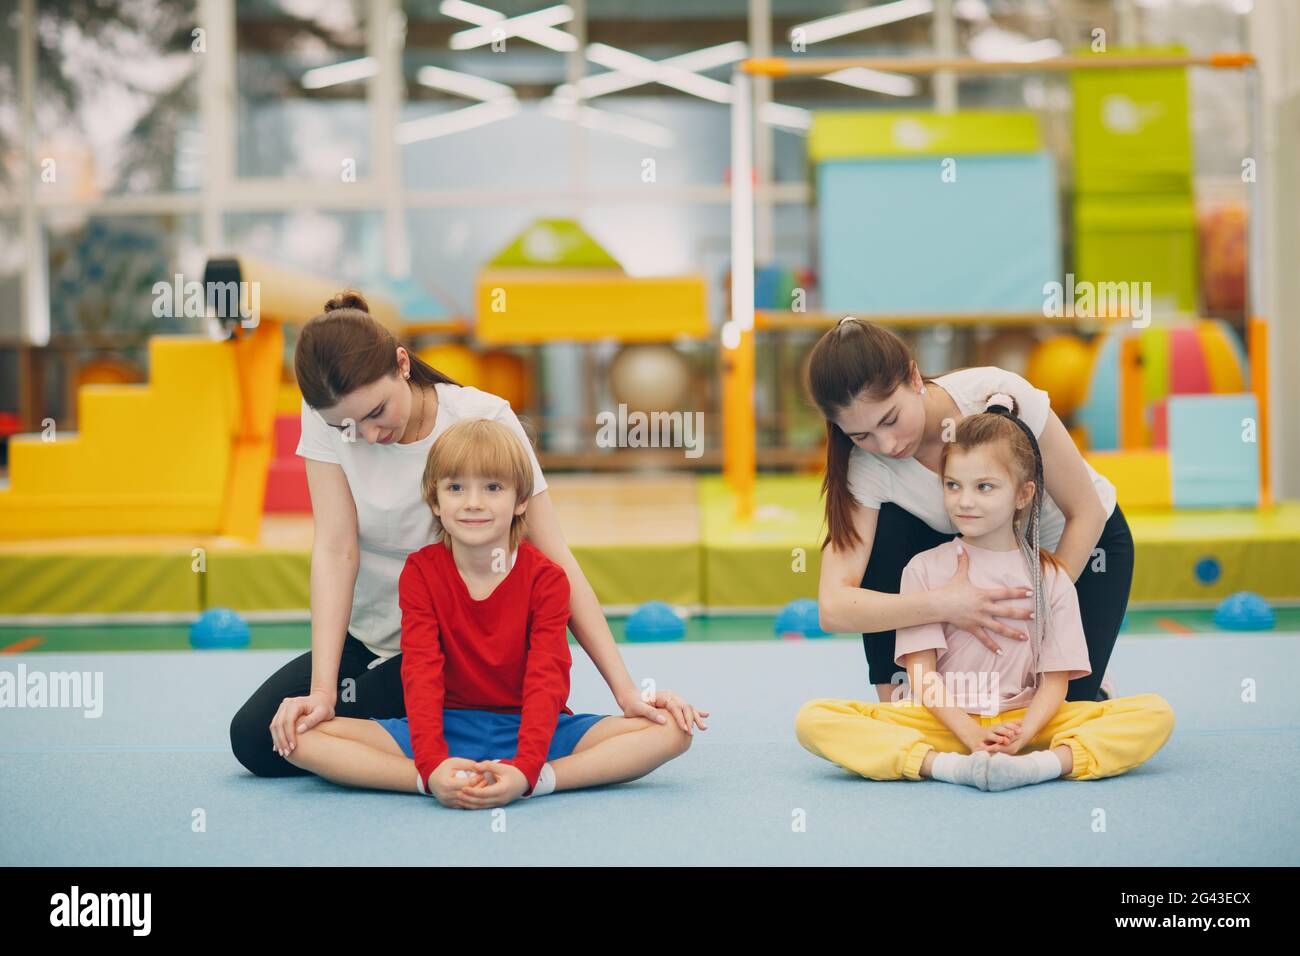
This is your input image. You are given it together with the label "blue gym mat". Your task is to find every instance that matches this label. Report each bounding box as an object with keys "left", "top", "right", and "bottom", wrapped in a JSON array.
[{"left": 2, "top": 634, "right": 1297, "bottom": 865}]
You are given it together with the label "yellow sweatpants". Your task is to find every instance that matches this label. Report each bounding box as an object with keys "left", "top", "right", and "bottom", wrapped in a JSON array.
[{"left": 794, "top": 693, "right": 1175, "bottom": 782}]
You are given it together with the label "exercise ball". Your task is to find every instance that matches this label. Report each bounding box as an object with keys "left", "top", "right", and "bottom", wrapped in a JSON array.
[
  {"left": 418, "top": 344, "right": 481, "bottom": 389},
  {"left": 775, "top": 599, "right": 830, "bottom": 639},
  {"left": 190, "top": 608, "right": 251, "bottom": 649},
  {"left": 625, "top": 601, "right": 686, "bottom": 642},
  {"left": 480, "top": 350, "right": 529, "bottom": 412},
  {"left": 1025, "top": 335, "right": 1093, "bottom": 419},
  {"left": 609, "top": 344, "right": 691, "bottom": 413},
  {"left": 1213, "top": 592, "right": 1274, "bottom": 631}
]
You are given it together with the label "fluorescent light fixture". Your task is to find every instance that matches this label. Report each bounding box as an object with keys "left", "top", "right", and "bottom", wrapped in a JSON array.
[
  {"left": 540, "top": 97, "right": 675, "bottom": 147},
  {"left": 757, "top": 102, "right": 812, "bottom": 132},
  {"left": 440, "top": 1, "right": 576, "bottom": 52},
  {"left": 969, "top": 26, "right": 1063, "bottom": 62},
  {"left": 586, "top": 43, "right": 732, "bottom": 103},
  {"left": 416, "top": 65, "right": 514, "bottom": 101},
  {"left": 563, "top": 41, "right": 748, "bottom": 100},
  {"left": 396, "top": 98, "right": 521, "bottom": 144},
  {"left": 301, "top": 56, "right": 379, "bottom": 89},
  {"left": 824, "top": 67, "right": 919, "bottom": 97},
  {"left": 790, "top": 0, "right": 934, "bottom": 46}
]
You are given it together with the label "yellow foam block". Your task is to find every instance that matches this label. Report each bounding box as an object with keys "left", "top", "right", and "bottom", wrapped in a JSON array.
[
  {"left": 0, "top": 336, "right": 240, "bottom": 539},
  {"left": 475, "top": 269, "right": 709, "bottom": 344},
  {"left": 1085, "top": 449, "right": 1172, "bottom": 510}
]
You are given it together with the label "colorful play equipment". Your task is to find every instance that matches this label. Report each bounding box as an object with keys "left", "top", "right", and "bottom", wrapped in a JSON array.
[
  {"left": 725, "top": 50, "right": 1265, "bottom": 521},
  {"left": 0, "top": 256, "right": 398, "bottom": 541},
  {"left": 1071, "top": 47, "right": 1200, "bottom": 313},
  {"left": 1076, "top": 318, "right": 1248, "bottom": 451},
  {"left": 1168, "top": 394, "right": 1260, "bottom": 509},
  {"left": 475, "top": 218, "right": 708, "bottom": 345},
  {"left": 812, "top": 110, "right": 1060, "bottom": 314}
]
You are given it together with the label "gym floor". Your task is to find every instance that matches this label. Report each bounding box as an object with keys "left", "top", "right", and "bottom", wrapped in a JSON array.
[{"left": 3, "top": 626, "right": 1297, "bottom": 865}]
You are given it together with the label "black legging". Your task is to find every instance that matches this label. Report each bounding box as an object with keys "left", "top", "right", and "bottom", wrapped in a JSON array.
[
  {"left": 229, "top": 635, "right": 407, "bottom": 777},
  {"left": 859, "top": 502, "right": 1134, "bottom": 703}
]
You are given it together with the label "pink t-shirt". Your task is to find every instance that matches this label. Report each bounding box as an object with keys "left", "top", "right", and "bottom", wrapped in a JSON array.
[{"left": 893, "top": 538, "right": 1092, "bottom": 715}]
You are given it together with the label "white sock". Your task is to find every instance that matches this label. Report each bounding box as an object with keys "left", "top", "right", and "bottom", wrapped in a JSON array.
[
  {"left": 929, "top": 750, "right": 990, "bottom": 790},
  {"left": 986, "top": 750, "right": 1064, "bottom": 792},
  {"left": 524, "top": 762, "right": 556, "bottom": 798}
]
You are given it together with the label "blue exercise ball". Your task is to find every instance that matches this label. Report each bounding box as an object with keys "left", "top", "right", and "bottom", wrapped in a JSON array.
[
  {"left": 775, "top": 598, "right": 829, "bottom": 639},
  {"left": 1213, "top": 591, "right": 1274, "bottom": 631},
  {"left": 625, "top": 601, "right": 685, "bottom": 642},
  {"left": 190, "top": 608, "right": 251, "bottom": 649}
]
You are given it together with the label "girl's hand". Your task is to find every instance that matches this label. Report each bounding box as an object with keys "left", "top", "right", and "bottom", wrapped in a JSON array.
[
  {"left": 940, "top": 545, "right": 1035, "bottom": 652},
  {"left": 619, "top": 687, "right": 710, "bottom": 735},
  {"left": 454, "top": 761, "right": 529, "bottom": 809},
  {"left": 429, "top": 758, "right": 486, "bottom": 808},
  {"left": 270, "top": 690, "right": 335, "bottom": 758},
  {"left": 979, "top": 721, "right": 1026, "bottom": 754}
]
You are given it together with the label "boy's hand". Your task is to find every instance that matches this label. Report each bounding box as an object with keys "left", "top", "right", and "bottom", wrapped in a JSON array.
[
  {"left": 428, "top": 758, "right": 486, "bottom": 808},
  {"left": 454, "top": 761, "right": 529, "bottom": 809}
]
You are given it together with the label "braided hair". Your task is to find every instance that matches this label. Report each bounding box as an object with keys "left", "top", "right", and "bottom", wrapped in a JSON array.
[{"left": 978, "top": 394, "right": 1049, "bottom": 686}]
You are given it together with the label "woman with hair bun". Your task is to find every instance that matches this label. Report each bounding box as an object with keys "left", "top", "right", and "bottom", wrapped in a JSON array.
[
  {"left": 806, "top": 317, "right": 1131, "bottom": 705},
  {"left": 229, "top": 291, "right": 706, "bottom": 777}
]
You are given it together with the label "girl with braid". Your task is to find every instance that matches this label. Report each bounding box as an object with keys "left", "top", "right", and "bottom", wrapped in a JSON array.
[{"left": 795, "top": 393, "right": 1175, "bottom": 791}]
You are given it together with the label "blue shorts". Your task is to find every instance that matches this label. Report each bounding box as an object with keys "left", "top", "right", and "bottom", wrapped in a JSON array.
[{"left": 374, "top": 709, "right": 609, "bottom": 764}]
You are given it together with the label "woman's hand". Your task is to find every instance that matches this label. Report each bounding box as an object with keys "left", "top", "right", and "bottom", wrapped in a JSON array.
[
  {"left": 453, "top": 761, "right": 529, "bottom": 809},
  {"left": 618, "top": 687, "right": 710, "bottom": 735},
  {"left": 939, "top": 544, "right": 1035, "bottom": 652},
  {"left": 269, "top": 689, "right": 336, "bottom": 757}
]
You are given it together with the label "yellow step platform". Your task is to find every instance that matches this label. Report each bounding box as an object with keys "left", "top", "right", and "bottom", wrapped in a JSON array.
[{"left": 0, "top": 325, "right": 282, "bottom": 541}]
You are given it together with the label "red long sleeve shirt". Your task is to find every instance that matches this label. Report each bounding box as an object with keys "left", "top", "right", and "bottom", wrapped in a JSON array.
[{"left": 398, "top": 538, "right": 574, "bottom": 795}]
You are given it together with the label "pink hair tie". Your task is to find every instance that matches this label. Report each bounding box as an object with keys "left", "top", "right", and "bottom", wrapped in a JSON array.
[{"left": 986, "top": 392, "right": 1016, "bottom": 412}]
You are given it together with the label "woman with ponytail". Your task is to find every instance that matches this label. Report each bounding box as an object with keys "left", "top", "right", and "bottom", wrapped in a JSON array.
[
  {"left": 806, "top": 317, "right": 1132, "bottom": 705},
  {"left": 794, "top": 399, "right": 1173, "bottom": 791},
  {"left": 229, "top": 291, "right": 705, "bottom": 778}
]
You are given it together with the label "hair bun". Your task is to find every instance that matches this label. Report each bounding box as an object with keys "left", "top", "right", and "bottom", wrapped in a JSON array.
[{"left": 324, "top": 290, "right": 369, "bottom": 314}]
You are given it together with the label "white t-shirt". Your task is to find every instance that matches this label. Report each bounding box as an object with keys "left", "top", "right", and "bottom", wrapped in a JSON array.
[
  {"left": 845, "top": 366, "right": 1116, "bottom": 553},
  {"left": 295, "top": 382, "right": 548, "bottom": 662}
]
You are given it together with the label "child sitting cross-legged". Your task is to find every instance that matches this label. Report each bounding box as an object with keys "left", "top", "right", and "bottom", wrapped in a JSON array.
[
  {"left": 286, "top": 417, "right": 692, "bottom": 808},
  {"left": 795, "top": 394, "right": 1174, "bottom": 791}
]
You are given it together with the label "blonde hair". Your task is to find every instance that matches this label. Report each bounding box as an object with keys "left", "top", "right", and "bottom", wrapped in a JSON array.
[{"left": 420, "top": 418, "right": 534, "bottom": 554}]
